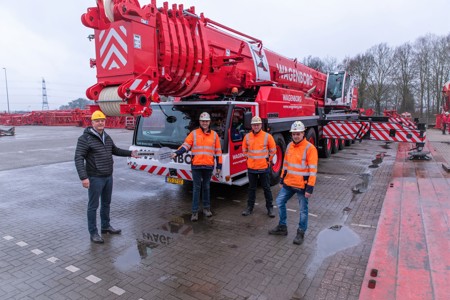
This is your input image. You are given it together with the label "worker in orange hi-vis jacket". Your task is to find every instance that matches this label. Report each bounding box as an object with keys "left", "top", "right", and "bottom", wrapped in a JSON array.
[
  {"left": 241, "top": 116, "right": 277, "bottom": 218},
  {"left": 171, "top": 112, "right": 222, "bottom": 222},
  {"left": 269, "top": 121, "right": 318, "bottom": 246},
  {"left": 442, "top": 112, "right": 450, "bottom": 135}
]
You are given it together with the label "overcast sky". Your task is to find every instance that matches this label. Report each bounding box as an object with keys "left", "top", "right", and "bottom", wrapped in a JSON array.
[{"left": 1, "top": 0, "right": 449, "bottom": 112}]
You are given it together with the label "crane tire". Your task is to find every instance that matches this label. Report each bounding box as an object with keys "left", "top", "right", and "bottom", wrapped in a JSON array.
[
  {"left": 319, "top": 138, "right": 332, "bottom": 158},
  {"left": 269, "top": 133, "right": 286, "bottom": 186}
]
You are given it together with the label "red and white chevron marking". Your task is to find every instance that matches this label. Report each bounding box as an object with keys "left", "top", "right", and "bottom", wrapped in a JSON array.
[
  {"left": 323, "top": 121, "right": 425, "bottom": 143},
  {"left": 127, "top": 78, "right": 157, "bottom": 96},
  {"left": 370, "top": 123, "right": 425, "bottom": 143},
  {"left": 388, "top": 117, "right": 416, "bottom": 130},
  {"left": 323, "top": 121, "right": 370, "bottom": 140},
  {"left": 98, "top": 26, "right": 128, "bottom": 70},
  {"left": 131, "top": 164, "right": 221, "bottom": 182}
]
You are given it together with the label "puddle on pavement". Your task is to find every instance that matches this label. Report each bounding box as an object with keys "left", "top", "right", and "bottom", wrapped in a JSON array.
[
  {"left": 114, "top": 244, "right": 148, "bottom": 272},
  {"left": 306, "top": 226, "right": 360, "bottom": 278},
  {"left": 114, "top": 215, "right": 194, "bottom": 271},
  {"left": 352, "top": 172, "right": 372, "bottom": 193},
  {"left": 369, "top": 152, "right": 385, "bottom": 168},
  {"left": 381, "top": 142, "right": 392, "bottom": 149}
]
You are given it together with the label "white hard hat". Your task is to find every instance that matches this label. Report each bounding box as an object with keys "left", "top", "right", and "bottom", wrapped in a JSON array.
[
  {"left": 251, "top": 116, "right": 262, "bottom": 124},
  {"left": 290, "top": 121, "right": 306, "bottom": 132},
  {"left": 446, "top": 112, "right": 449, "bottom": 116},
  {"left": 199, "top": 112, "right": 211, "bottom": 121}
]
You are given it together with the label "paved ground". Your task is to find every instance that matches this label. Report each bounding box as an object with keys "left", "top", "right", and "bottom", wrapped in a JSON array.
[
  {"left": 0, "top": 126, "right": 448, "bottom": 300},
  {"left": 359, "top": 128, "right": 450, "bottom": 300}
]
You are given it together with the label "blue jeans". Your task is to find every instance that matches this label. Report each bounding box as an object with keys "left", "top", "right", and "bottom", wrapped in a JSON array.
[
  {"left": 276, "top": 185, "right": 309, "bottom": 232},
  {"left": 87, "top": 176, "right": 113, "bottom": 235},
  {"left": 191, "top": 169, "right": 213, "bottom": 213},
  {"left": 247, "top": 172, "right": 273, "bottom": 209}
]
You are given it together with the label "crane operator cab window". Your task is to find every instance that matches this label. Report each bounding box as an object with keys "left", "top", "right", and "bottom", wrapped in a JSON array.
[
  {"left": 231, "top": 109, "right": 245, "bottom": 142},
  {"left": 326, "top": 71, "right": 346, "bottom": 105},
  {"left": 210, "top": 112, "right": 226, "bottom": 138},
  {"left": 135, "top": 104, "right": 228, "bottom": 152}
]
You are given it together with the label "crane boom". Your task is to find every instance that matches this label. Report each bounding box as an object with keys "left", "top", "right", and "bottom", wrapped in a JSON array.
[{"left": 81, "top": 0, "right": 331, "bottom": 116}]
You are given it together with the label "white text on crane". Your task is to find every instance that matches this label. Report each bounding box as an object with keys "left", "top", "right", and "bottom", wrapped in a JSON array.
[{"left": 276, "top": 64, "right": 313, "bottom": 86}]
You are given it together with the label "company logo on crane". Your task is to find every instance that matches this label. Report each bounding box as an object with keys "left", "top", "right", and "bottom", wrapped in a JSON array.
[
  {"left": 276, "top": 63, "right": 313, "bottom": 86},
  {"left": 98, "top": 26, "right": 128, "bottom": 70}
]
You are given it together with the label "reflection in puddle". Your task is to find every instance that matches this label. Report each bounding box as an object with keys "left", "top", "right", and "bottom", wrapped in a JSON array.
[
  {"left": 114, "top": 216, "right": 194, "bottom": 272},
  {"left": 114, "top": 245, "right": 143, "bottom": 272},
  {"left": 137, "top": 239, "right": 159, "bottom": 259},
  {"left": 306, "top": 226, "right": 360, "bottom": 278},
  {"left": 369, "top": 152, "right": 385, "bottom": 168},
  {"left": 352, "top": 173, "right": 372, "bottom": 193},
  {"left": 381, "top": 142, "right": 392, "bottom": 149}
]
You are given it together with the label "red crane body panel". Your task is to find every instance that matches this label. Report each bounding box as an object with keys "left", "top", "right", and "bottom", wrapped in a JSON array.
[{"left": 82, "top": 0, "right": 327, "bottom": 116}]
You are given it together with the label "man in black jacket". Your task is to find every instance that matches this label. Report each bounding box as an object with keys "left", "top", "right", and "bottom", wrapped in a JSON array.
[{"left": 75, "top": 110, "right": 138, "bottom": 244}]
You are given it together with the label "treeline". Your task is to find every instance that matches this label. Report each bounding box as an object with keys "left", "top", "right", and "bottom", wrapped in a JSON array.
[
  {"left": 303, "top": 33, "right": 450, "bottom": 122},
  {"left": 59, "top": 98, "right": 94, "bottom": 110}
]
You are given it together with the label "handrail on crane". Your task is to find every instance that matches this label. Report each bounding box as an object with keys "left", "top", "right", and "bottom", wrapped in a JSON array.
[{"left": 200, "top": 15, "right": 263, "bottom": 49}]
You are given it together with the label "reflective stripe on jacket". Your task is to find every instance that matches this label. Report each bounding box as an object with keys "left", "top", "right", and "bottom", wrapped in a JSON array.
[
  {"left": 180, "top": 128, "right": 223, "bottom": 167},
  {"left": 242, "top": 130, "right": 276, "bottom": 170},
  {"left": 282, "top": 138, "right": 318, "bottom": 191}
]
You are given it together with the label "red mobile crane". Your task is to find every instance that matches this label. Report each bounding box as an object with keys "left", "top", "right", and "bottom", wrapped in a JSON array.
[{"left": 81, "top": 0, "right": 427, "bottom": 186}]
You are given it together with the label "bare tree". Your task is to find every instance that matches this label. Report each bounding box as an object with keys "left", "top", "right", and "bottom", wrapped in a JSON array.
[
  {"left": 343, "top": 53, "right": 374, "bottom": 109},
  {"left": 366, "top": 44, "right": 395, "bottom": 114},
  {"left": 413, "top": 36, "right": 433, "bottom": 117},
  {"left": 302, "top": 32, "right": 450, "bottom": 124},
  {"left": 428, "top": 35, "right": 450, "bottom": 116},
  {"left": 392, "top": 43, "right": 415, "bottom": 114},
  {"left": 302, "top": 56, "right": 326, "bottom": 73},
  {"left": 322, "top": 56, "right": 339, "bottom": 73}
]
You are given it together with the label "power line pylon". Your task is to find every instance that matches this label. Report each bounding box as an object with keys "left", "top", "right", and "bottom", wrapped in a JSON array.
[{"left": 42, "top": 78, "right": 49, "bottom": 110}]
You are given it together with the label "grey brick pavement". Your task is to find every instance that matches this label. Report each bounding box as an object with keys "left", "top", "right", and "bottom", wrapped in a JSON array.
[{"left": 2, "top": 126, "right": 442, "bottom": 300}]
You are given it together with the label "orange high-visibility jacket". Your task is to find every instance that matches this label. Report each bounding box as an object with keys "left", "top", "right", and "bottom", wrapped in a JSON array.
[
  {"left": 242, "top": 130, "right": 276, "bottom": 170},
  {"left": 180, "top": 128, "right": 223, "bottom": 167},
  {"left": 282, "top": 138, "right": 318, "bottom": 192}
]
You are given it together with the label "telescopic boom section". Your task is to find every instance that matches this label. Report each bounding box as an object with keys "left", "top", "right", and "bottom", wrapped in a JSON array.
[{"left": 81, "top": 0, "right": 328, "bottom": 117}]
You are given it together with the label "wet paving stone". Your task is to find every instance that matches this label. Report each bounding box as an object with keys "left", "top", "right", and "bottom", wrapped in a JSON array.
[{"left": 1, "top": 126, "right": 437, "bottom": 299}]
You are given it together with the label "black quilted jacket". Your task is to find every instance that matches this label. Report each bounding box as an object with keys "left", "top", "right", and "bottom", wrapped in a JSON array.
[{"left": 74, "top": 127, "right": 131, "bottom": 180}]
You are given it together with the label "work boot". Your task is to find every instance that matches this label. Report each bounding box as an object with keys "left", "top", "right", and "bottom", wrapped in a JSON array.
[
  {"left": 101, "top": 226, "right": 122, "bottom": 234},
  {"left": 267, "top": 207, "right": 275, "bottom": 218},
  {"left": 203, "top": 208, "right": 212, "bottom": 217},
  {"left": 293, "top": 229, "right": 305, "bottom": 245},
  {"left": 191, "top": 212, "right": 199, "bottom": 222},
  {"left": 241, "top": 207, "right": 253, "bottom": 216},
  {"left": 90, "top": 233, "right": 104, "bottom": 244},
  {"left": 268, "top": 224, "right": 288, "bottom": 236}
]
